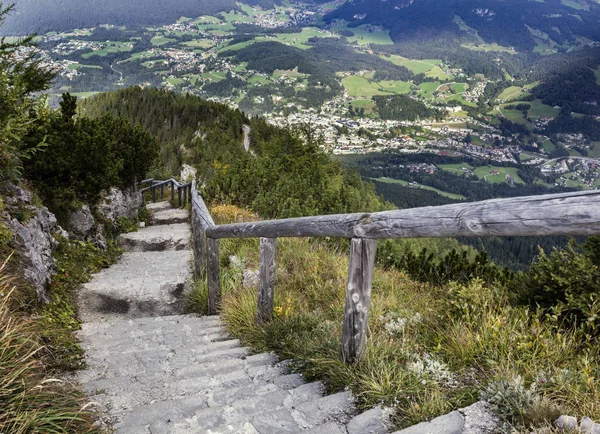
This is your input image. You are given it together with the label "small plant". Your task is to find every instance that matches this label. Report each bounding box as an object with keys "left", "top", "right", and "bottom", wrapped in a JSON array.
[
  {"left": 115, "top": 216, "right": 138, "bottom": 234},
  {"left": 481, "top": 377, "right": 560, "bottom": 427},
  {"left": 481, "top": 377, "right": 535, "bottom": 421}
]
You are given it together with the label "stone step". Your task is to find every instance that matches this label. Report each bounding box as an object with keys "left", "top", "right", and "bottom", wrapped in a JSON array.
[
  {"left": 291, "top": 390, "right": 355, "bottom": 429},
  {"left": 80, "top": 339, "right": 245, "bottom": 378},
  {"left": 115, "top": 379, "right": 329, "bottom": 433},
  {"left": 152, "top": 208, "right": 189, "bottom": 225},
  {"left": 78, "top": 314, "right": 222, "bottom": 335},
  {"left": 117, "top": 223, "right": 190, "bottom": 252},
  {"left": 77, "top": 251, "right": 192, "bottom": 321},
  {"left": 81, "top": 352, "right": 281, "bottom": 401},
  {"left": 78, "top": 325, "right": 227, "bottom": 354},
  {"left": 390, "top": 401, "right": 499, "bottom": 434},
  {"left": 146, "top": 201, "right": 172, "bottom": 211}
]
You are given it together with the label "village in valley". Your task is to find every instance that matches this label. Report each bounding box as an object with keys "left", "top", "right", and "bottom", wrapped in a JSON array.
[{"left": 25, "top": 0, "right": 600, "bottom": 196}]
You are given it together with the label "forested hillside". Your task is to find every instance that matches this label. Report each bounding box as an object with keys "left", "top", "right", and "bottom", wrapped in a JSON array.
[
  {"left": 325, "top": 0, "right": 600, "bottom": 52},
  {"left": 79, "top": 87, "right": 384, "bottom": 218},
  {"left": 1, "top": 0, "right": 236, "bottom": 35}
]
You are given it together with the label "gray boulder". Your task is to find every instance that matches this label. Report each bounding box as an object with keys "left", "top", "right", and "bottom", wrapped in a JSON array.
[
  {"left": 7, "top": 207, "right": 59, "bottom": 303},
  {"left": 68, "top": 204, "right": 95, "bottom": 239},
  {"left": 97, "top": 187, "right": 142, "bottom": 224},
  {"left": 243, "top": 269, "right": 259, "bottom": 288}
]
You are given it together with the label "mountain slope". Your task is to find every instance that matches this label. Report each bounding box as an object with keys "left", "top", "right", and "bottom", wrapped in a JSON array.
[
  {"left": 2, "top": 0, "right": 236, "bottom": 35},
  {"left": 325, "top": 0, "right": 600, "bottom": 51}
]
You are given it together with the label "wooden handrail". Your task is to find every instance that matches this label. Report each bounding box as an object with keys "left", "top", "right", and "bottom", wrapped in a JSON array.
[
  {"left": 140, "top": 178, "right": 192, "bottom": 207},
  {"left": 186, "top": 183, "right": 600, "bottom": 364},
  {"left": 206, "top": 190, "right": 600, "bottom": 240}
]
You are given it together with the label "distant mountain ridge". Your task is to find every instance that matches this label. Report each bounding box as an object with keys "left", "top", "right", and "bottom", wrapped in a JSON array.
[
  {"left": 325, "top": 0, "right": 600, "bottom": 51},
  {"left": 2, "top": 0, "right": 236, "bottom": 35}
]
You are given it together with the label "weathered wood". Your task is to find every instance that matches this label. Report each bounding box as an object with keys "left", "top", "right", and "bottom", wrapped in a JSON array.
[
  {"left": 178, "top": 187, "right": 182, "bottom": 208},
  {"left": 256, "top": 237, "right": 277, "bottom": 324},
  {"left": 151, "top": 186, "right": 156, "bottom": 202},
  {"left": 171, "top": 181, "right": 175, "bottom": 202},
  {"left": 192, "top": 207, "right": 206, "bottom": 278},
  {"left": 191, "top": 191, "right": 215, "bottom": 230},
  {"left": 207, "top": 238, "right": 221, "bottom": 315},
  {"left": 341, "top": 238, "right": 376, "bottom": 364},
  {"left": 160, "top": 184, "right": 164, "bottom": 199},
  {"left": 183, "top": 186, "right": 188, "bottom": 206},
  {"left": 206, "top": 190, "right": 600, "bottom": 240}
]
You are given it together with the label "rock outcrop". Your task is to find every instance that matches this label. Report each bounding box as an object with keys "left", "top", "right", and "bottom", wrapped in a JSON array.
[
  {"left": 68, "top": 204, "right": 95, "bottom": 239},
  {"left": 1, "top": 183, "right": 62, "bottom": 302},
  {"left": 97, "top": 187, "right": 143, "bottom": 224}
]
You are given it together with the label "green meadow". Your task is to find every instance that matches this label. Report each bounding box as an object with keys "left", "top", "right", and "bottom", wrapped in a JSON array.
[{"left": 371, "top": 177, "right": 465, "bottom": 199}]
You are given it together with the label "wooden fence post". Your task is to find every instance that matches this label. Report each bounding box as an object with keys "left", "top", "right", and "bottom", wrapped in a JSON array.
[
  {"left": 341, "top": 238, "right": 377, "bottom": 364},
  {"left": 160, "top": 184, "right": 164, "bottom": 199},
  {"left": 178, "top": 187, "right": 182, "bottom": 208},
  {"left": 257, "top": 237, "right": 277, "bottom": 323},
  {"left": 171, "top": 181, "right": 175, "bottom": 202},
  {"left": 192, "top": 207, "right": 206, "bottom": 277},
  {"left": 183, "top": 186, "right": 188, "bottom": 206},
  {"left": 151, "top": 185, "right": 156, "bottom": 202},
  {"left": 207, "top": 238, "right": 221, "bottom": 315}
]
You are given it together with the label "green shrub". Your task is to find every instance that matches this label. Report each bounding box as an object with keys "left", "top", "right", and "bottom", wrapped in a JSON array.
[
  {"left": 378, "top": 239, "right": 513, "bottom": 286},
  {"left": 512, "top": 238, "right": 600, "bottom": 335},
  {"left": 23, "top": 94, "right": 159, "bottom": 220}
]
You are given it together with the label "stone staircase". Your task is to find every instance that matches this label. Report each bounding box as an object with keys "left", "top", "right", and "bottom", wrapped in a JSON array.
[{"left": 75, "top": 201, "right": 388, "bottom": 434}]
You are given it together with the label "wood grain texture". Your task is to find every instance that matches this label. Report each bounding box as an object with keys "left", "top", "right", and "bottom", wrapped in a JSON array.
[
  {"left": 257, "top": 237, "right": 277, "bottom": 324},
  {"left": 207, "top": 238, "right": 220, "bottom": 315},
  {"left": 192, "top": 208, "right": 206, "bottom": 278},
  {"left": 206, "top": 190, "right": 600, "bottom": 240},
  {"left": 191, "top": 190, "right": 215, "bottom": 230},
  {"left": 341, "top": 238, "right": 376, "bottom": 364}
]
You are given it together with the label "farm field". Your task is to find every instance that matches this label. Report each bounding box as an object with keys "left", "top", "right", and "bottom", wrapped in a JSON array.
[
  {"left": 473, "top": 166, "right": 524, "bottom": 184},
  {"left": 339, "top": 25, "right": 394, "bottom": 45},
  {"left": 461, "top": 43, "right": 517, "bottom": 53},
  {"left": 342, "top": 76, "right": 385, "bottom": 97},
  {"left": 248, "top": 74, "right": 270, "bottom": 85},
  {"left": 349, "top": 99, "right": 377, "bottom": 114},
  {"left": 541, "top": 139, "right": 556, "bottom": 153},
  {"left": 379, "top": 55, "right": 442, "bottom": 75},
  {"left": 371, "top": 178, "right": 465, "bottom": 200},
  {"left": 437, "top": 163, "right": 475, "bottom": 175},
  {"left": 181, "top": 39, "right": 215, "bottom": 49},
  {"left": 151, "top": 36, "right": 176, "bottom": 46},
  {"left": 418, "top": 81, "right": 440, "bottom": 99},
  {"left": 81, "top": 42, "right": 133, "bottom": 58},
  {"left": 497, "top": 86, "right": 527, "bottom": 102},
  {"left": 378, "top": 80, "right": 412, "bottom": 94},
  {"left": 67, "top": 63, "right": 102, "bottom": 71},
  {"left": 272, "top": 27, "right": 335, "bottom": 49},
  {"left": 527, "top": 100, "right": 559, "bottom": 118}
]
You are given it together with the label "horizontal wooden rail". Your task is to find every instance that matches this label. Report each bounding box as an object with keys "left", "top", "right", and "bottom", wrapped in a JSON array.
[{"left": 206, "top": 190, "right": 600, "bottom": 240}]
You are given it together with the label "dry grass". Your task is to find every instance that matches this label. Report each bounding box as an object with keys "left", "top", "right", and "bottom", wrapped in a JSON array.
[{"left": 0, "top": 258, "right": 98, "bottom": 433}]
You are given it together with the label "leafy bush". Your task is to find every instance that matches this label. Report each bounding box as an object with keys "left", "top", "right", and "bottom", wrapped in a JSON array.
[
  {"left": 0, "top": 5, "right": 55, "bottom": 184},
  {"left": 378, "top": 239, "right": 513, "bottom": 286},
  {"left": 23, "top": 94, "right": 159, "bottom": 219},
  {"left": 512, "top": 238, "right": 600, "bottom": 335}
]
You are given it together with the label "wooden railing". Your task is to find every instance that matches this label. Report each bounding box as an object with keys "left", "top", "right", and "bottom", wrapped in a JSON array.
[
  {"left": 185, "top": 182, "right": 600, "bottom": 363},
  {"left": 138, "top": 178, "right": 193, "bottom": 207}
]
